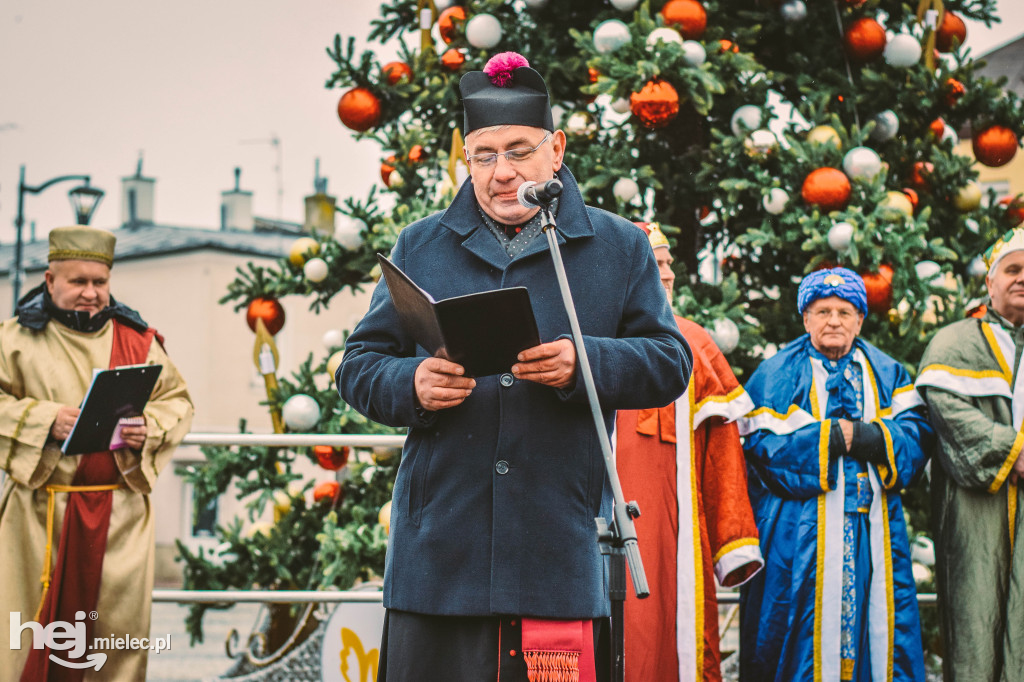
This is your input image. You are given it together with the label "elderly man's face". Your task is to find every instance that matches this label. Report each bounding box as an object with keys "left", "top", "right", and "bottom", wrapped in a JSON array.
[
  {"left": 655, "top": 246, "right": 675, "bottom": 303},
  {"left": 987, "top": 250, "right": 1024, "bottom": 326},
  {"left": 45, "top": 260, "right": 111, "bottom": 316},
  {"left": 802, "top": 296, "right": 864, "bottom": 360},
  {"left": 465, "top": 124, "right": 566, "bottom": 225}
]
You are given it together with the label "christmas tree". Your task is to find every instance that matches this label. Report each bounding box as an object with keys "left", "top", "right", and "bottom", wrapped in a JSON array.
[{"left": 181, "top": 0, "right": 1023, "bottom": 668}]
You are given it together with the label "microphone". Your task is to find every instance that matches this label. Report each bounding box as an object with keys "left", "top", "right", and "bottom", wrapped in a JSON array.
[{"left": 517, "top": 179, "right": 563, "bottom": 208}]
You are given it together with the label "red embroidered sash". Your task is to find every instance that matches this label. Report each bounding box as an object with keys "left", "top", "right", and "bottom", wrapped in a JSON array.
[
  {"left": 521, "top": 619, "right": 596, "bottom": 682},
  {"left": 22, "top": 321, "right": 156, "bottom": 682}
]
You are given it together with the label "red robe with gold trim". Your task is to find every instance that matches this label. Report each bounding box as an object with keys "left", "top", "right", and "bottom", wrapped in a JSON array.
[{"left": 616, "top": 317, "right": 763, "bottom": 682}]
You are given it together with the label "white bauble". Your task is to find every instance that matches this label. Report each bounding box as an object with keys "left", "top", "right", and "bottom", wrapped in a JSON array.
[
  {"left": 609, "top": 97, "right": 632, "bottom": 114},
  {"left": 434, "top": 0, "right": 456, "bottom": 8},
  {"left": 964, "top": 218, "right": 980, "bottom": 234},
  {"left": 646, "top": 27, "right": 683, "bottom": 49},
  {"left": 884, "top": 33, "right": 922, "bottom": 67},
  {"left": 613, "top": 177, "right": 640, "bottom": 202},
  {"left": 967, "top": 256, "right": 988, "bottom": 278},
  {"left": 912, "top": 562, "right": 932, "bottom": 585},
  {"left": 466, "top": 14, "right": 502, "bottom": 49},
  {"left": 870, "top": 109, "right": 900, "bottom": 142},
  {"left": 940, "top": 123, "right": 959, "bottom": 146},
  {"left": 594, "top": 19, "right": 631, "bottom": 54},
  {"left": 334, "top": 215, "right": 366, "bottom": 250},
  {"left": 745, "top": 129, "right": 778, "bottom": 158},
  {"left": 550, "top": 104, "right": 567, "bottom": 126},
  {"left": 681, "top": 40, "right": 707, "bottom": 66},
  {"left": 523, "top": 0, "right": 549, "bottom": 7},
  {"left": 827, "top": 222, "right": 855, "bottom": 251},
  {"left": 609, "top": 0, "right": 641, "bottom": 9},
  {"left": 780, "top": 0, "right": 807, "bottom": 22},
  {"left": 710, "top": 318, "right": 740, "bottom": 354},
  {"left": 915, "top": 260, "right": 942, "bottom": 284},
  {"left": 303, "top": 257, "right": 329, "bottom": 283},
  {"left": 842, "top": 146, "right": 883, "bottom": 181},
  {"left": 911, "top": 536, "right": 935, "bottom": 567},
  {"left": 282, "top": 394, "right": 321, "bottom": 431},
  {"left": 565, "top": 111, "right": 597, "bottom": 136},
  {"left": 763, "top": 188, "right": 790, "bottom": 215},
  {"left": 322, "top": 329, "right": 344, "bottom": 350},
  {"left": 730, "top": 105, "right": 763, "bottom": 136}
]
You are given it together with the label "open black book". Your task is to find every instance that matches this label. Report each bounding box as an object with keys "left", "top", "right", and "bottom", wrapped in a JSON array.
[
  {"left": 62, "top": 364, "right": 163, "bottom": 455},
  {"left": 377, "top": 254, "right": 541, "bottom": 377}
]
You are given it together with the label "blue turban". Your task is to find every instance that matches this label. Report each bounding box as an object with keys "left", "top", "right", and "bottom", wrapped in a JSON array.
[{"left": 797, "top": 267, "right": 868, "bottom": 315}]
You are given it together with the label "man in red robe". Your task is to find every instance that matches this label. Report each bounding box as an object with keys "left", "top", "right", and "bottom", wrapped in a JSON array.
[{"left": 616, "top": 222, "right": 763, "bottom": 682}]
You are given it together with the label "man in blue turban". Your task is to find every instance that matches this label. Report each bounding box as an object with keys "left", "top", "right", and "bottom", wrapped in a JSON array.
[{"left": 737, "top": 267, "right": 933, "bottom": 681}]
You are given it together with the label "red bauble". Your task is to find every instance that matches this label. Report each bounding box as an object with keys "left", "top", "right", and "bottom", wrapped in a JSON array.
[
  {"left": 909, "top": 161, "right": 934, "bottom": 192},
  {"left": 246, "top": 297, "right": 285, "bottom": 335},
  {"left": 718, "top": 39, "right": 739, "bottom": 53},
  {"left": 1000, "top": 196, "right": 1024, "bottom": 226},
  {"left": 313, "top": 480, "right": 342, "bottom": 505},
  {"left": 844, "top": 17, "right": 887, "bottom": 63},
  {"left": 801, "top": 168, "right": 852, "bottom": 212},
  {"left": 382, "top": 61, "right": 413, "bottom": 86},
  {"left": 928, "top": 118, "right": 945, "bottom": 140},
  {"left": 337, "top": 87, "right": 382, "bottom": 132},
  {"left": 902, "top": 187, "right": 919, "bottom": 212},
  {"left": 438, "top": 6, "right": 466, "bottom": 44},
  {"left": 973, "top": 125, "right": 1019, "bottom": 167},
  {"left": 440, "top": 48, "right": 466, "bottom": 71},
  {"left": 380, "top": 155, "right": 397, "bottom": 186},
  {"left": 661, "top": 0, "right": 707, "bottom": 40},
  {"left": 944, "top": 78, "right": 966, "bottom": 107},
  {"left": 862, "top": 264, "right": 894, "bottom": 314},
  {"left": 408, "top": 145, "right": 425, "bottom": 164},
  {"left": 630, "top": 80, "right": 680, "bottom": 129},
  {"left": 935, "top": 11, "right": 967, "bottom": 52},
  {"left": 315, "top": 445, "right": 350, "bottom": 471}
]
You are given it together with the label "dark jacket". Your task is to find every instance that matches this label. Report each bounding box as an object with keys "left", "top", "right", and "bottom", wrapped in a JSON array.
[{"left": 338, "top": 167, "right": 691, "bottom": 618}]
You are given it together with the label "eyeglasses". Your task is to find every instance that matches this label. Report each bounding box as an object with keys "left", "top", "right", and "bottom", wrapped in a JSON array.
[
  {"left": 466, "top": 132, "right": 552, "bottom": 169},
  {"left": 807, "top": 308, "right": 859, "bottom": 321}
]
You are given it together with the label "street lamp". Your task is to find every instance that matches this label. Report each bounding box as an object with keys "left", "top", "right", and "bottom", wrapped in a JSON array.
[{"left": 12, "top": 165, "right": 105, "bottom": 311}]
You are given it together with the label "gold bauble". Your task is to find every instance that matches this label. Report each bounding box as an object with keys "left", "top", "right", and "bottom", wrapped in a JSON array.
[
  {"left": 378, "top": 501, "right": 392, "bottom": 534},
  {"left": 953, "top": 181, "right": 982, "bottom": 212},
  {"left": 879, "top": 190, "right": 914, "bottom": 220},
  {"left": 289, "top": 237, "right": 320, "bottom": 267},
  {"left": 807, "top": 125, "right": 842, "bottom": 149},
  {"left": 326, "top": 350, "right": 345, "bottom": 379}
]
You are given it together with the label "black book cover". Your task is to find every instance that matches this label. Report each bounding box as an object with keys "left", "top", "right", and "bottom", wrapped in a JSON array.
[
  {"left": 62, "top": 364, "right": 163, "bottom": 455},
  {"left": 377, "top": 254, "right": 541, "bottom": 377}
]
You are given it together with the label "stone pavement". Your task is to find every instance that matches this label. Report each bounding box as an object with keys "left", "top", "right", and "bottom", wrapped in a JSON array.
[{"left": 146, "top": 602, "right": 260, "bottom": 681}]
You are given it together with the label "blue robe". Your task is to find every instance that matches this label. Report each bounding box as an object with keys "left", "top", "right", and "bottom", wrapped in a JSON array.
[{"left": 738, "top": 335, "right": 932, "bottom": 681}]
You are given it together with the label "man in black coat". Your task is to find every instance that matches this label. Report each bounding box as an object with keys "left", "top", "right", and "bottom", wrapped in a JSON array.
[{"left": 338, "top": 52, "right": 691, "bottom": 682}]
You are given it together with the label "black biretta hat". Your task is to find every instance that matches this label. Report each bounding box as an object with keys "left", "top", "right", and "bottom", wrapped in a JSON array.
[{"left": 459, "top": 52, "right": 554, "bottom": 134}]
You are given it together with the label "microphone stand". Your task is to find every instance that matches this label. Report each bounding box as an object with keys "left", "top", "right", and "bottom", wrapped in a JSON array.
[{"left": 534, "top": 196, "right": 647, "bottom": 682}]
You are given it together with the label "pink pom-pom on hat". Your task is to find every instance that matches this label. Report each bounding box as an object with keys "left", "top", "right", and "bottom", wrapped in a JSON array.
[{"left": 484, "top": 52, "right": 530, "bottom": 88}]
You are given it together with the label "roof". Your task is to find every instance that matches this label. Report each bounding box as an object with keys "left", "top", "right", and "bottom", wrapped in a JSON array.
[
  {"left": 974, "top": 33, "right": 1024, "bottom": 97},
  {"left": 0, "top": 222, "right": 301, "bottom": 276}
]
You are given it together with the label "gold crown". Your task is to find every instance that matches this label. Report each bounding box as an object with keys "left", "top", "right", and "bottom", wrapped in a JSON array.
[
  {"left": 646, "top": 222, "right": 670, "bottom": 250},
  {"left": 984, "top": 227, "right": 1024, "bottom": 273},
  {"left": 48, "top": 226, "right": 116, "bottom": 267}
]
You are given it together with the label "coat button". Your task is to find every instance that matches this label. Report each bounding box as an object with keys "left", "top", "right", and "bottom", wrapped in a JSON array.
[
  {"left": 495, "top": 460, "right": 510, "bottom": 475},
  {"left": 499, "top": 373, "right": 514, "bottom": 387}
]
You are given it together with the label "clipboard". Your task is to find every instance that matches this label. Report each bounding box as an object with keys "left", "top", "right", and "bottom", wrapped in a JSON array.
[
  {"left": 62, "top": 364, "right": 163, "bottom": 455},
  {"left": 377, "top": 254, "right": 541, "bottom": 377}
]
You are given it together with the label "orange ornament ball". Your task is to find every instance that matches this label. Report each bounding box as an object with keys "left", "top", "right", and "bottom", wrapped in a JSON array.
[
  {"left": 801, "top": 167, "right": 852, "bottom": 212},
  {"left": 935, "top": 11, "right": 967, "bottom": 52},
  {"left": 902, "top": 187, "right": 919, "bottom": 212},
  {"left": 909, "top": 161, "right": 934, "bottom": 192},
  {"left": 1000, "top": 196, "right": 1024, "bottom": 226},
  {"left": 844, "top": 17, "right": 887, "bottom": 63},
  {"left": 718, "top": 39, "right": 739, "bottom": 53},
  {"left": 313, "top": 480, "right": 342, "bottom": 505},
  {"left": 337, "top": 87, "right": 382, "bottom": 132},
  {"left": 944, "top": 78, "right": 966, "bottom": 106},
  {"left": 246, "top": 297, "right": 286, "bottom": 335},
  {"left": 380, "top": 155, "right": 398, "bottom": 186},
  {"left": 408, "top": 145, "right": 425, "bottom": 164},
  {"left": 438, "top": 6, "right": 466, "bottom": 44},
  {"left": 862, "top": 264, "right": 894, "bottom": 314},
  {"left": 630, "top": 80, "right": 680, "bottom": 129},
  {"left": 661, "top": 0, "right": 707, "bottom": 40},
  {"left": 928, "top": 118, "right": 945, "bottom": 140},
  {"left": 382, "top": 61, "right": 413, "bottom": 86},
  {"left": 440, "top": 47, "right": 466, "bottom": 72},
  {"left": 314, "top": 445, "right": 350, "bottom": 471},
  {"left": 973, "top": 125, "right": 1019, "bottom": 167}
]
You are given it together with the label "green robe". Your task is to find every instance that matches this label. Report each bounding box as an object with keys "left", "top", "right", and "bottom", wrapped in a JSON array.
[
  {"left": 0, "top": 316, "right": 193, "bottom": 680},
  {"left": 917, "top": 309, "right": 1024, "bottom": 681}
]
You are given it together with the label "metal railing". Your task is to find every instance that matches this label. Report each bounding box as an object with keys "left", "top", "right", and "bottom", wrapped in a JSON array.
[{"left": 165, "top": 432, "right": 939, "bottom": 607}]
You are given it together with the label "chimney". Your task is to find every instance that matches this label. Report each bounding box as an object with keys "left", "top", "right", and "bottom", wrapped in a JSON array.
[
  {"left": 303, "top": 158, "right": 336, "bottom": 236},
  {"left": 121, "top": 153, "right": 156, "bottom": 228},
  {"left": 221, "top": 167, "right": 254, "bottom": 231}
]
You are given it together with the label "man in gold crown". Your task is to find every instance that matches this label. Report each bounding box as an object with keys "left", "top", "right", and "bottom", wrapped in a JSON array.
[
  {"left": 917, "top": 227, "right": 1024, "bottom": 681},
  {"left": 616, "top": 222, "right": 762, "bottom": 682},
  {"left": 0, "top": 226, "right": 193, "bottom": 680}
]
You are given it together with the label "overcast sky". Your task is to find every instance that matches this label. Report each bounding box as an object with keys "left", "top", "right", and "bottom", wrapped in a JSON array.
[{"left": 1, "top": 1, "right": 1021, "bottom": 245}]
